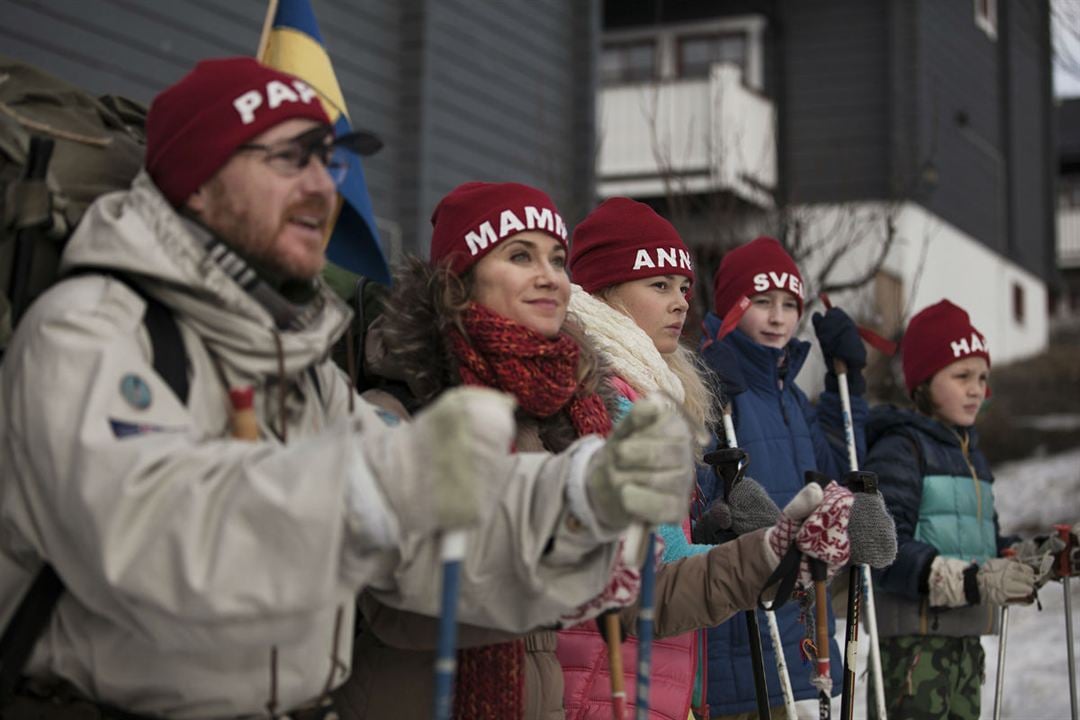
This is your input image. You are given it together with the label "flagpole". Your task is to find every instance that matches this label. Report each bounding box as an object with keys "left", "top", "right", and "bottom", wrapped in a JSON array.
[{"left": 256, "top": 0, "right": 280, "bottom": 59}]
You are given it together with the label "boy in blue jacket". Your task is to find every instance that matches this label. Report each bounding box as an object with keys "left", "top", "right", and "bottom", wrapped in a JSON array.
[
  {"left": 697, "top": 236, "right": 868, "bottom": 718},
  {"left": 866, "top": 300, "right": 1037, "bottom": 720}
]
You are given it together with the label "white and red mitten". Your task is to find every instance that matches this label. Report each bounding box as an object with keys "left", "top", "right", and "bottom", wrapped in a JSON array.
[
  {"left": 764, "top": 483, "right": 824, "bottom": 567},
  {"left": 794, "top": 480, "right": 854, "bottom": 586}
]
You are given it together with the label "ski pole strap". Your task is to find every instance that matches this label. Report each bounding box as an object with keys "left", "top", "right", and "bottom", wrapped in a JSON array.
[
  {"left": 700, "top": 297, "right": 752, "bottom": 350},
  {"left": 818, "top": 292, "right": 897, "bottom": 356},
  {"left": 758, "top": 543, "right": 802, "bottom": 612}
]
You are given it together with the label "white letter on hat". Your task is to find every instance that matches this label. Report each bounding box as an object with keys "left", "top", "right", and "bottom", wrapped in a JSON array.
[
  {"left": 233, "top": 90, "right": 263, "bottom": 125},
  {"left": 525, "top": 206, "right": 553, "bottom": 233},
  {"left": 292, "top": 80, "right": 317, "bottom": 104},
  {"left": 465, "top": 221, "right": 499, "bottom": 255},
  {"left": 633, "top": 249, "right": 656, "bottom": 270},
  {"left": 266, "top": 80, "right": 300, "bottom": 110},
  {"left": 950, "top": 337, "right": 971, "bottom": 357},
  {"left": 499, "top": 210, "right": 526, "bottom": 237}
]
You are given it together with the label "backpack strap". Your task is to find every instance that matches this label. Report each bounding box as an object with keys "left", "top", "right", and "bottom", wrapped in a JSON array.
[
  {"left": 0, "top": 564, "right": 62, "bottom": 700},
  {"left": 0, "top": 272, "right": 189, "bottom": 698},
  {"left": 62, "top": 269, "right": 190, "bottom": 404}
]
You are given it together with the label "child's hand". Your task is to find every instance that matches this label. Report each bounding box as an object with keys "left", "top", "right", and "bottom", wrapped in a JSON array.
[{"left": 812, "top": 307, "right": 867, "bottom": 393}]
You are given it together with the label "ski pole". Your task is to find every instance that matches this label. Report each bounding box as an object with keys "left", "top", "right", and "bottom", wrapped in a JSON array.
[
  {"left": 636, "top": 531, "right": 657, "bottom": 720},
  {"left": 992, "top": 547, "right": 1017, "bottom": 720},
  {"left": 10, "top": 136, "right": 55, "bottom": 324},
  {"left": 805, "top": 472, "right": 831, "bottom": 720},
  {"left": 721, "top": 403, "right": 796, "bottom": 718},
  {"left": 718, "top": 404, "right": 772, "bottom": 719},
  {"left": 604, "top": 612, "right": 627, "bottom": 719},
  {"left": 433, "top": 528, "right": 467, "bottom": 720},
  {"left": 1057, "top": 524, "right": 1078, "bottom": 720},
  {"left": 833, "top": 359, "right": 887, "bottom": 720}
]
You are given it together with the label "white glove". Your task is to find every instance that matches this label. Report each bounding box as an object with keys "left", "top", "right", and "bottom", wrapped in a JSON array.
[
  {"left": 928, "top": 555, "right": 1036, "bottom": 608},
  {"left": 978, "top": 557, "right": 1037, "bottom": 605},
  {"left": 361, "top": 387, "right": 517, "bottom": 537},
  {"left": 585, "top": 396, "right": 695, "bottom": 530}
]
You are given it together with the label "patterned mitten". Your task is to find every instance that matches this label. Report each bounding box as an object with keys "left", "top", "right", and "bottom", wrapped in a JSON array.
[{"left": 794, "top": 481, "right": 854, "bottom": 586}]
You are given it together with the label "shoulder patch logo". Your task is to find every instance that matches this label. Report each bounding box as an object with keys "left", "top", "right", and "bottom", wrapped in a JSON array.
[{"left": 119, "top": 373, "right": 152, "bottom": 411}]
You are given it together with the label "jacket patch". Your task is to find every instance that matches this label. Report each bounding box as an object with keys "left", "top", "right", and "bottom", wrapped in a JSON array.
[
  {"left": 119, "top": 373, "right": 152, "bottom": 410},
  {"left": 109, "top": 418, "right": 186, "bottom": 439}
]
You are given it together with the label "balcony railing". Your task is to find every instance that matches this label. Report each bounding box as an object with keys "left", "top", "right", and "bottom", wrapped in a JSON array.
[
  {"left": 596, "top": 64, "right": 776, "bottom": 207},
  {"left": 1059, "top": 206, "right": 1080, "bottom": 269}
]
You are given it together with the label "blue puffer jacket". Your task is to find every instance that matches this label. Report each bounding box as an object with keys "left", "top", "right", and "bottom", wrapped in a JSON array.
[
  {"left": 697, "top": 316, "right": 867, "bottom": 715},
  {"left": 867, "top": 405, "right": 1014, "bottom": 638}
]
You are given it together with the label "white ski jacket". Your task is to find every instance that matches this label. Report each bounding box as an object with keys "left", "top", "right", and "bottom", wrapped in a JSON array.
[{"left": 0, "top": 172, "right": 619, "bottom": 718}]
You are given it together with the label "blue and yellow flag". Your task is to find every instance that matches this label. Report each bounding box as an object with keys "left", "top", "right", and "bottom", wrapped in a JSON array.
[{"left": 258, "top": 0, "right": 391, "bottom": 284}]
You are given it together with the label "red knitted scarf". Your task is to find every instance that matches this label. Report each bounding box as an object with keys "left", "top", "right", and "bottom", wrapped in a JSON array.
[
  {"left": 448, "top": 302, "right": 612, "bottom": 720},
  {"left": 448, "top": 303, "right": 612, "bottom": 437}
]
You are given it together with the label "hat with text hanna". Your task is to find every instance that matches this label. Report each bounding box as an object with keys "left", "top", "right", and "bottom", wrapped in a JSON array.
[
  {"left": 900, "top": 299, "right": 991, "bottom": 395},
  {"left": 428, "top": 182, "right": 568, "bottom": 274},
  {"left": 711, "top": 236, "right": 805, "bottom": 319},
  {"left": 569, "top": 197, "right": 694, "bottom": 294},
  {"left": 146, "top": 57, "right": 331, "bottom": 207}
]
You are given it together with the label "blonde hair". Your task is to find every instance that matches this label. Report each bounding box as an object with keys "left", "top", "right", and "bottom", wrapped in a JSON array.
[{"left": 597, "top": 287, "right": 718, "bottom": 429}]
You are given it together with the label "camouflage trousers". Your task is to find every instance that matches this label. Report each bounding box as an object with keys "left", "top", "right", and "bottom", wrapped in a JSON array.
[{"left": 868, "top": 635, "right": 985, "bottom": 720}]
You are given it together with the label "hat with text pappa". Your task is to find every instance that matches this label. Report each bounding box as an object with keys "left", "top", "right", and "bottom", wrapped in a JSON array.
[
  {"left": 711, "top": 236, "right": 805, "bottom": 319},
  {"left": 901, "top": 299, "right": 991, "bottom": 395},
  {"left": 146, "top": 57, "right": 331, "bottom": 207},
  {"left": 569, "top": 197, "right": 695, "bottom": 294},
  {"left": 428, "top": 182, "right": 567, "bottom": 274}
]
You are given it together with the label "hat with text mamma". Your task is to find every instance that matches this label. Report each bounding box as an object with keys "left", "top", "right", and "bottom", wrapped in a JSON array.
[{"left": 429, "top": 182, "right": 568, "bottom": 274}]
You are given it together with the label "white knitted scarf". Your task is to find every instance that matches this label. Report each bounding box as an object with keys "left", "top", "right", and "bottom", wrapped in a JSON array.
[{"left": 568, "top": 284, "right": 685, "bottom": 404}]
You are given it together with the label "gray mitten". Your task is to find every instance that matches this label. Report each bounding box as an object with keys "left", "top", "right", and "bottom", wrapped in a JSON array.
[
  {"left": 847, "top": 491, "right": 898, "bottom": 568},
  {"left": 730, "top": 477, "right": 781, "bottom": 536},
  {"left": 585, "top": 396, "right": 695, "bottom": 530},
  {"left": 692, "top": 476, "right": 779, "bottom": 545}
]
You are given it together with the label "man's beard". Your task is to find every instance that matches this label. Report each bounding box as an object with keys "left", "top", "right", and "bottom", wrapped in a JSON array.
[{"left": 209, "top": 196, "right": 331, "bottom": 284}]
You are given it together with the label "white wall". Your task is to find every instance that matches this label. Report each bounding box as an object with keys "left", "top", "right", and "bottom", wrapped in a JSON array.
[{"left": 790, "top": 201, "right": 1048, "bottom": 396}]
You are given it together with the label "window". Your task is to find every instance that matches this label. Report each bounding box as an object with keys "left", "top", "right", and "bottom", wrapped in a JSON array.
[
  {"left": 1012, "top": 282, "right": 1025, "bottom": 324},
  {"left": 600, "top": 41, "right": 657, "bottom": 84},
  {"left": 975, "top": 0, "right": 997, "bottom": 40},
  {"left": 677, "top": 32, "right": 748, "bottom": 79}
]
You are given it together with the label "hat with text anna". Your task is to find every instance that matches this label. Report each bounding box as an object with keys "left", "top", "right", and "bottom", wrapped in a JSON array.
[
  {"left": 146, "top": 57, "right": 331, "bottom": 207},
  {"left": 901, "top": 299, "right": 991, "bottom": 395},
  {"left": 569, "top": 197, "right": 694, "bottom": 294}
]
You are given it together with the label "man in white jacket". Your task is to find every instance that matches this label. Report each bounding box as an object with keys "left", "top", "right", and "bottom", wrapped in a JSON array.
[{"left": 0, "top": 57, "right": 697, "bottom": 718}]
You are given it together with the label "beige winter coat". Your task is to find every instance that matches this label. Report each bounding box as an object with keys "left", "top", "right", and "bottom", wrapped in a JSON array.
[{"left": 0, "top": 172, "right": 621, "bottom": 718}]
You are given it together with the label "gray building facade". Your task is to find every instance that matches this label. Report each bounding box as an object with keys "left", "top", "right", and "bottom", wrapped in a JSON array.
[{"left": 0, "top": 0, "right": 599, "bottom": 257}]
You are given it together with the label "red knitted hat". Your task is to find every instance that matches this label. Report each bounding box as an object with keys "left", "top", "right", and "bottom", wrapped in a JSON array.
[
  {"left": 901, "top": 299, "right": 991, "bottom": 395},
  {"left": 146, "top": 57, "right": 331, "bottom": 207},
  {"left": 429, "top": 182, "right": 567, "bottom": 274},
  {"left": 711, "top": 236, "right": 804, "bottom": 319},
  {"left": 569, "top": 197, "right": 694, "bottom": 293}
]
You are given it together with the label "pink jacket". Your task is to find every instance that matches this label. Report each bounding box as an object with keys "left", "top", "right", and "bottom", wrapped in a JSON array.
[{"left": 556, "top": 534, "right": 700, "bottom": 720}]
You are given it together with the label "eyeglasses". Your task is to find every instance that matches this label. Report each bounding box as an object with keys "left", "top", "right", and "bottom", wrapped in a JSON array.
[{"left": 236, "top": 126, "right": 350, "bottom": 184}]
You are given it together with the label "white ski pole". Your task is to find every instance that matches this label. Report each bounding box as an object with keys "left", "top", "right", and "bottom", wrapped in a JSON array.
[
  {"left": 834, "top": 359, "right": 887, "bottom": 720},
  {"left": 722, "top": 404, "right": 797, "bottom": 719}
]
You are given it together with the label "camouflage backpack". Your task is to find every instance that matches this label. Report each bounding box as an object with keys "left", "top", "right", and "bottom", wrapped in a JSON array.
[{"left": 0, "top": 53, "right": 146, "bottom": 354}]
